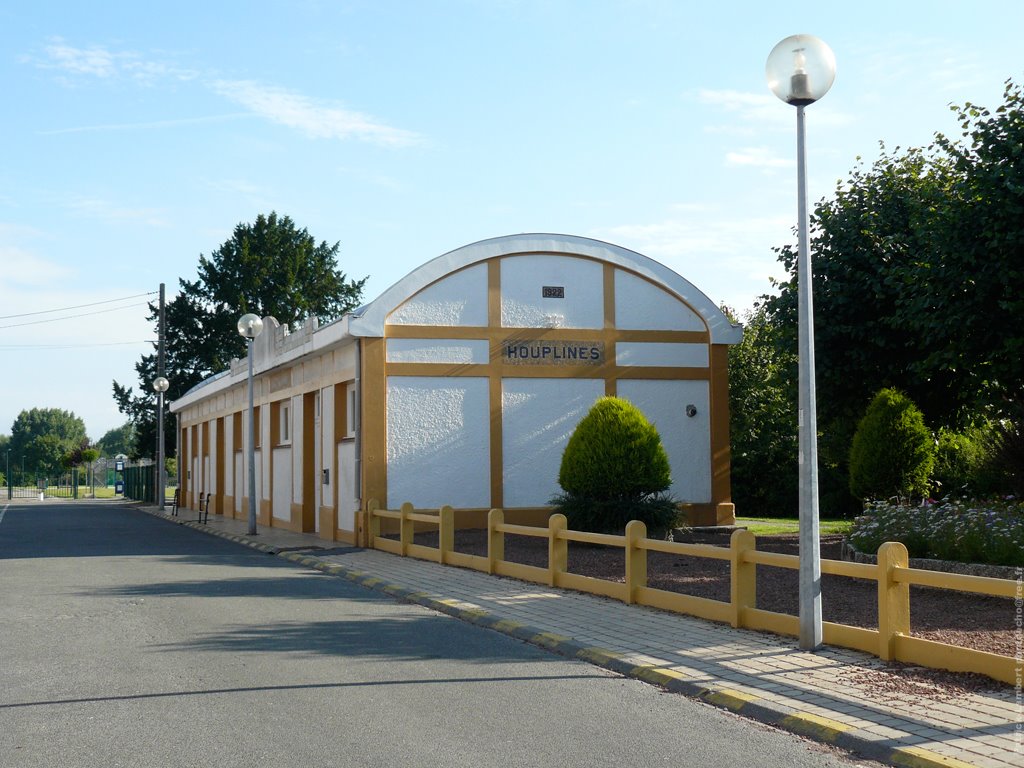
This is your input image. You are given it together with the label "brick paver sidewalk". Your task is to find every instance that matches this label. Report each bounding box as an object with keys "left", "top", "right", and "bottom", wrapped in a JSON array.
[{"left": 141, "top": 504, "right": 1023, "bottom": 768}]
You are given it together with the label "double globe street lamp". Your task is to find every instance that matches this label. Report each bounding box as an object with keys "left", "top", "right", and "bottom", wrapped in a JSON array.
[
  {"left": 766, "top": 34, "right": 836, "bottom": 651},
  {"left": 238, "top": 313, "right": 264, "bottom": 535}
]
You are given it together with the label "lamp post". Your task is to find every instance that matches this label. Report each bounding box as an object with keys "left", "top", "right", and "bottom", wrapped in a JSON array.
[
  {"left": 153, "top": 376, "right": 170, "bottom": 510},
  {"left": 766, "top": 34, "right": 836, "bottom": 651},
  {"left": 238, "top": 313, "right": 264, "bottom": 535}
]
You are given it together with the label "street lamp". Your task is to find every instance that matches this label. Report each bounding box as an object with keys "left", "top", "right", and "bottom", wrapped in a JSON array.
[
  {"left": 766, "top": 34, "right": 836, "bottom": 651},
  {"left": 237, "top": 313, "right": 264, "bottom": 535},
  {"left": 153, "top": 376, "right": 170, "bottom": 510}
]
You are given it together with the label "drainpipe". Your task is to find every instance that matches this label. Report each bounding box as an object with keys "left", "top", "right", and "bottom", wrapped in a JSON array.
[{"left": 354, "top": 337, "right": 362, "bottom": 514}]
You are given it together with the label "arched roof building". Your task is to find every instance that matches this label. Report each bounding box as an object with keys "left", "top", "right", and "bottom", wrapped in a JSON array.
[{"left": 171, "top": 234, "right": 742, "bottom": 541}]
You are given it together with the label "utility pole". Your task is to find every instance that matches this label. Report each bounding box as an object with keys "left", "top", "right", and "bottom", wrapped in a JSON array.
[{"left": 156, "top": 283, "right": 166, "bottom": 504}]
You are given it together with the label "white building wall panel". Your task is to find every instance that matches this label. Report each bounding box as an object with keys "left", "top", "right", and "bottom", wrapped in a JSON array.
[
  {"left": 616, "top": 342, "right": 709, "bottom": 368},
  {"left": 502, "top": 378, "right": 605, "bottom": 507},
  {"left": 291, "top": 395, "right": 303, "bottom": 506},
  {"left": 337, "top": 441, "right": 357, "bottom": 532},
  {"left": 615, "top": 269, "right": 706, "bottom": 331},
  {"left": 272, "top": 446, "right": 291, "bottom": 521},
  {"left": 617, "top": 379, "right": 711, "bottom": 503},
  {"left": 386, "top": 338, "right": 490, "bottom": 364},
  {"left": 386, "top": 376, "right": 490, "bottom": 509},
  {"left": 321, "top": 386, "right": 334, "bottom": 511},
  {"left": 387, "top": 264, "right": 488, "bottom": 326},
  {"left": 501, "top": 255, "right": 603, "bottom": 329},
  {"left": 233, "top": 453, "right": 243, "bottom": 514}
]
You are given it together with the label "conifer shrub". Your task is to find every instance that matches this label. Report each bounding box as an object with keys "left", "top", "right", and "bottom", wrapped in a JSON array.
[
  {"left": 551, "top": 397, "right": 678, "bottom": 534},
  {"left": 848, "top": 388, "right": 935, "bottom": 501}
]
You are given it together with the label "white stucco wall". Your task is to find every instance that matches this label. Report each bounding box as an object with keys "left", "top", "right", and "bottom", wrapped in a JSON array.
[
  {"left": 386, "top": 376, "right": 490, "bottom": 509},
  {"left": 338, "top": 440, "right": 357, "bottom": 532},
  {"left": 272, "top": 446, "right": 291, "bottom": 521},
  {"left": 615, "top": 342, "right": 709, "bottom": 368},
  {"left": 618, "top": 379, "right": 711, "bottom": 503},
  {"left": 502, "top": 378, "right": 605, "bottom": 507},
  {"left": 386, "top": 338, "right": 490, "bottom": 364},
  {"left": 387, "top": 263, "right": 488, "bottom": 326},
  {"left": 233, "top": 452, "right": 242, "bottom": 514},
  {"left": 615, "top": 269, "right": 706, "bottom": 332},
  {"left": 291, "top": 396, "right": 303, "bottom": 506},
  {"left": 501, "top": 255, "right": 603, "bottom": 329}
]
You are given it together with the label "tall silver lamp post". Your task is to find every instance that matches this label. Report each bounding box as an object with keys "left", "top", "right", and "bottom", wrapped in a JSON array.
[
  {"left": 237, "top": 313, "right": 264, "bottom": 535},
  {"left": 153, "top": 376, "right": 169, "bottom": 510},
  {"left": 766, "top": 34, "right": 836, "bottom": 650}
]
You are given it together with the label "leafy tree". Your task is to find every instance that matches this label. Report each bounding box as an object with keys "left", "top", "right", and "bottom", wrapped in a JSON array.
[
  {"left": 114, "top": 212, "right": 367, "bottom": 458},
  {"left": 9, "top": 408, "right": 88, "bottom": 479},
  {"left": 552, "top": 397, "right": 677, "bottom": 534},
  {"left": 757, "top": 80, "right": 1024, "bottom": 510},
  {"left": 849, "top": 389, "right": 935, "bottom": 501},
  {"left": 766, "top": 82, "right": 1024, "bottom": 424},
  {"left": 97, "top": 422, "right": 136, "bottom": 457},
  {"left": 727, "top": 305, "right": 798, "bottom": 516}
]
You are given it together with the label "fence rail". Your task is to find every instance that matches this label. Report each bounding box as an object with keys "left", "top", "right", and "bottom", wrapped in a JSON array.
[{"left": 365, "top": 500, "right": 1019, "bottom": 685}]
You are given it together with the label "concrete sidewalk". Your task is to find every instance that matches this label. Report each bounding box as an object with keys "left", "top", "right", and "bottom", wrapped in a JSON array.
[{"left": 138, "top": 504, "right": 1022, "bottom": 768}]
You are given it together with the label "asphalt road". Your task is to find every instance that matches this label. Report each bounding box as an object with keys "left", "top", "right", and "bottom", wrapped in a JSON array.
[{"left": 0, "top": 501, "right": 871, "bottom": 768}]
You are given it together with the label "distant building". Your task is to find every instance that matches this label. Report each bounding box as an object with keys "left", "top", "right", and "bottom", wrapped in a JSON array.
[{"left": 170, "top": 234, "right": 742, "bottom": 543}]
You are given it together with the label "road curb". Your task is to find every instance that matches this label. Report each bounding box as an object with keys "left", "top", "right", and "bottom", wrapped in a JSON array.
[{"left": 135, "top": 505, "right": 984, "bottom": 768}]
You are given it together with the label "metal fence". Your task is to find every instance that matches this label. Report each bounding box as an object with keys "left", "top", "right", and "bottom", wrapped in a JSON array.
[{"left": 1, "top": 457, "right": 172, "bottom": 502}]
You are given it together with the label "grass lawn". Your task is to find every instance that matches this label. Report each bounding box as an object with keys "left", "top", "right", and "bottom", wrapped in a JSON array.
[{"left": 736, "top": 516, "right": 854, "bottom": 536}]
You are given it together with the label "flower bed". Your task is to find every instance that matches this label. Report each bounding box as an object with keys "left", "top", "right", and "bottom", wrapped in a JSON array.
[{"left": 848, "top": 497, "right": 1024, "bottom": 567}]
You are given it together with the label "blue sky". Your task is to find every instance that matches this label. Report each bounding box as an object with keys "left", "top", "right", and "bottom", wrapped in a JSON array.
[{"left": 1, "top": 0, "right": 1022, "bottom": 444}]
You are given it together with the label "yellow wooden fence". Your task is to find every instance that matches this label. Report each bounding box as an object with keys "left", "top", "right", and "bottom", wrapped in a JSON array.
[{"left": 365, "top": 500, "right": 1020, "bottom": 685}]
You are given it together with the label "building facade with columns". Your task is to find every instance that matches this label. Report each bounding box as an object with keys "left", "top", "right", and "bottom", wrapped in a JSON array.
[{"left": 169, "top": 234, "right": 742, "bottom": 543}]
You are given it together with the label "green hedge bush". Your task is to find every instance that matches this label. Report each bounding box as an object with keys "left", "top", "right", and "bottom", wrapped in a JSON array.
[
  {"left": 552, "top": 397, "right": 678, "bottom": 535},
  {"left": 849, "top": 388, "right": 935, "bottom": 501}
]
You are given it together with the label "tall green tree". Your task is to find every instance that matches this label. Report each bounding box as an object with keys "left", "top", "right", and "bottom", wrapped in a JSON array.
[
  {"left": 97, "top": 422, "right": 136, "bottom": 457},
  {"left": 764, "top": 80, "right": 1024, "bottom": 428},
  {"left": 8, "top": 408, "right": 89, "bottom": 479},
  {"left": 114, "top": 212, "right": 367, "bottom": 458},
  {"left": 727, "top": 305, "right": 798, "bottom": 516},
  {"left": 753, "top": 80, "right": 1024, "bottom": 511}
]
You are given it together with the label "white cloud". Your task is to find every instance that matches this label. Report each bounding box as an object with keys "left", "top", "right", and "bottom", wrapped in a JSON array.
[
  {"left": 36, "top": 38, "right": 198, "bottom": 84},
  {"left": 725, "top": 146, "right": 792, "bottom": 171},
  {"left": 591, "top": 207, "right": 795, "bottom": 311},
  {"left": 43, "top": 41, "right": 118, "bottom": 77},
  {"left": 67, "top": 198, "right": 170, "bottom": 228},
  {"left": 29, "top": 39, "right": 420, "bottom": 147},
  {"left": 0, "top": 247, "right": 74, "bottom": 286},
  {"left": 210, "top": 79, "right": 423, "bottom": 147}
]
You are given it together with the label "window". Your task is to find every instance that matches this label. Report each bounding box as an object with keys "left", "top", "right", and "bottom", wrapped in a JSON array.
[
  {"left": 345, "top": 383, "right": 357, "bottom": 439},
  {"left": 279, "top": 402, "right": 291, "bottom": 444}
]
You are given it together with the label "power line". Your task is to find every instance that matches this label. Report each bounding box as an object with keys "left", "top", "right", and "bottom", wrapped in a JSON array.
[
  {"left": 0, "top": 302, "right": 152, "bottom": 330},
  {"left": 0, "top": 291, "right": 158, "bottom": 321},
  {"left": 0, "top": 340, "right": 155, "bottom": 350}
]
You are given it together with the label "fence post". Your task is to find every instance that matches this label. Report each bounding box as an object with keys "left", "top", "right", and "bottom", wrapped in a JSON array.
[
  {"left": 730, "top": 529, "right": 757, "bottom": 628},
  {"left": 367, "top": 499, "right": 380, "bottom": 548},
  {"left": 548, "top": 513, "right": 567, "bottom": 587},
  {"left": 877, "top": 541, "right": 910, "bottom": 661},
  {"left": 624, "top": 520, "right": 647, "bottom": 604},
  {"left": 488, "top": 508, "right": 504, "bottom": 574},
  {"left": 439, "top": 505, "right": 454, "bottom": 565},
  {"left": 400, "top": 501, "right": 415, "bottom": 557}
]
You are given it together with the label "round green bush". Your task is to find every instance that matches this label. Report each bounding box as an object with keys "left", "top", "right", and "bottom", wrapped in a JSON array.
[
  {"left": 932, "top": 425, "right": 994, "bottom": 496},
  {"left": 553, "top": 397, "right": 677, "bottom": 534},
  {"left": 848, "top": 388, "right": 935, "bottom": 501}
]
